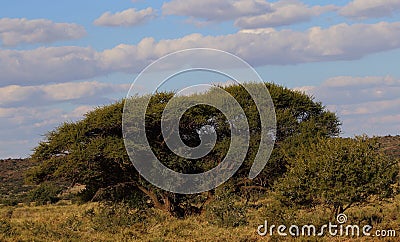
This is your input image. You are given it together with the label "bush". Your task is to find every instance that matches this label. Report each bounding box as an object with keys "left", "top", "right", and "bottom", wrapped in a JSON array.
[
  {"left": 275, "top": 136, "right": 399, "bottom": 216},
  {"left": 86, "top": 202, "right": 147, "bottom": 233},
  {"left": 90, "top": 182, "right": 147, "bottom": 209},
  {"left": 0, "top": 197, "right": 20, "bottom": 206},
  {"left": 257, "top": 197, "right": 297, "bottom": 226},
  {"left": 27, "top": 182, "right": 62, "bottom": 205},
  {"left": 205, "top": 185, "right": 248, "bottom": 227}
]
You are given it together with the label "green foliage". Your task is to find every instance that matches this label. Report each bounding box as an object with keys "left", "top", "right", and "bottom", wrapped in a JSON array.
[
  {"left": 28, "top": 100, "right": 134, "bottom": 201},
  {"left": 27, "top": 182, "right": 62, "bottom": 205},
  {"left": 227, "top": 83, "right": 341, "bottom": 188},
  {"left": 90, "top": 182, "right": 148, "bottom": 209},
  {"left": 275, "top": 136, "right": 399, "bottom": 215},
  {"left": 264, "top": 83, "right": 340, "bottom": 140},
  {"left": 256, "top": 197, "right": 297, "bottom": 225}
]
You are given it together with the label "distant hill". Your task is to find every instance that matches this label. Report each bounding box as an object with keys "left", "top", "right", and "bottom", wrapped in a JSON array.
[
  {"left": 377, "top": 135, "right": 400, "bottom": 160},
  {"left": 0, "top": 158, "right": 36, "bottom": 205}
]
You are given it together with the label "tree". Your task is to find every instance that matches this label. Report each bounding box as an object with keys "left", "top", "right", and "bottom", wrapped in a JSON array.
[
  {"left": 275, "top": 136, "right": 399, "bottom": 217},
  {"left": 26, "top": 82, "right": 341, "bottom": 216}
]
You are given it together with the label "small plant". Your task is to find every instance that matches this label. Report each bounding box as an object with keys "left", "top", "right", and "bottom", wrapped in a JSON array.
[{"left": 63, "top": 214, "right": 82, "bottom": 232}]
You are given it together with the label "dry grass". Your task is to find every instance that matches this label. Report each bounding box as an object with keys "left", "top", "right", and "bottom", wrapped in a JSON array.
[{"left": 1, "top": 195, "right": 399, "bottom": 241}]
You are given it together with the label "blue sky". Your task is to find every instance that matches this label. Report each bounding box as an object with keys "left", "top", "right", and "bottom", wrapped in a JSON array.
[{"left": 1, "top": 0, "right": 400, "bottom": 158}]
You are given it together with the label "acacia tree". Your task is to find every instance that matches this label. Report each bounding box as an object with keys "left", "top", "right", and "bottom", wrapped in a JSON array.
[
  {"left": 275, "top": 136, "right": 399, "bottom": 217},
  {"left": 26, "top": 82, "right": 341, "bottom": 216}
]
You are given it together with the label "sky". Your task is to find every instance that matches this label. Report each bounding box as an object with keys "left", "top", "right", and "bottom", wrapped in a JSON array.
[{"left": 1, "top": 0, "right": 400, "bottom": 158}]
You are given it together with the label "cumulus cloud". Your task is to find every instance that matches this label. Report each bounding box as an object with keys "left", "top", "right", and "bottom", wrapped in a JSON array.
[
  {"left": 294, "top": 76, "right": 400, "bottom": 136},
  {"left": 163, "top": 0, "right": 337, "bottom": 27},
  {"left": 340, "top": 0, "right": 400, "bottom": 19},
  {"left": 0, "top": 80, "right": 129, "bottom": 158},
  {"left": 0, "top": 81, "right": 129, "bottom": 107},
  {"left": 235, "top": 0, "right": 337, "bottom": 29},
  {"left": 0, "top": 46, "right": 104, "bottom": 86},
  {"left": 94, "top": 8, "right": 156, "bottom": 27},
  {"left": 162, "top": 0, "right": 272, "bottom": 22},
  {"left": 0, "top": 105, "right": 91, "bottom": 127},
  {"left": 0, "top": 18, "right": 86, "bottom": 47},
  {"left": 2, "top": 22, "right": 400, "bottom": 86}
]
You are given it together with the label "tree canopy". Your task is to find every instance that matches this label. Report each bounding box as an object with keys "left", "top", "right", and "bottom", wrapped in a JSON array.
[{"left": 27, "top": 82, "right": 344, "bottom": 216}]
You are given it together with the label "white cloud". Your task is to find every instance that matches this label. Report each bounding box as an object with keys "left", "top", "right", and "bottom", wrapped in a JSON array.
[
  {"left": 42, "top": 81, "right": 128, "bottom": 101},
  {"left": 235, "top": 0, "right": 337, "bottom": 29},
  {"left": 31, "top": 105, "right": 94, "bottom": 128},
  {"left": 0, "top": 46, "right": 103, "bottom": 86},
  {"left": 338, "top": 98, "right": 400, "bottom": 116},
  {"left": 0, "top": 80, "right": 128, "bottom": 157},
  {"left": 301, "top": 76, "right": 400, "bottom": 105},
  {"left": 322, "top": 76, "right": 399, "bottom": 88},
  {"left": 163, "top": 0, "right": 337, "bottom": 28},
  {"left": 294, "top": 76, "right": 400, "bottom": 136},
  {"left": 0, "top": 105, "right": 94, "bottom": 158},
  {"left": 0, "top": 18, "right": 86, "bottom": 47},
  {"left": 0, "top": 81, "right": 129, "bottom": 107},
  {"left": 162, "top": 0, "right": 272, "bottom": 21},
  {"left": 340, "top": 0, "right": 400, "bottom": 19},
  {"left": 0, "top": 139, "right": 31, "bottom": 159},
  {"left": 2, "top": 22, "right": 400, "bottom": 86},
  {"left": 0, "top": 106, "right": 83, "bottom": 126},
  {"left": 94, "top": 8, "right": 156, "bottom": 27}
]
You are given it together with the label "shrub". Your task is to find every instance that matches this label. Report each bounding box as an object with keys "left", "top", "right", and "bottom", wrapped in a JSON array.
[
  {"left": 205, "top": 184, "right": 248, "bottom": 227},
  {"left": 27, "top": 182, "right": 62, "bottom": 205},
  {"left": 275, "top": 136, "right": 399, "bottom": 217},
  {"left": 87, "top": 202, "right": 147, "bottom": 233}
]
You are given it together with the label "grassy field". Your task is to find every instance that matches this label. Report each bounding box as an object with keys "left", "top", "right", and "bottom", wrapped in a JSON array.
[{"left": 1, "top": 194, "right": 399, "bottom": 241}]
